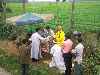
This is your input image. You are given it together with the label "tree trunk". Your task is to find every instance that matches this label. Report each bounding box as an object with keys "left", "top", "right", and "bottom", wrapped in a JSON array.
[
  {"left": 63, "top": 0, "right": 66, "bottom": 2},
  {"left": 22, "top": 0, "right": 26, "bottom": 13},
  {"left": 0, "top": 0, "right": 6, "bottom": 25},
  {"left": 70, "top": 0, "right": 75, "bottom": 33}
]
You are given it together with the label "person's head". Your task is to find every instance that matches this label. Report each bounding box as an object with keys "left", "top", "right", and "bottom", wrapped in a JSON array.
[
  {"left": 46, "top": 26, "right": 50, "bottom": 31},
  {"left": 27, "top": 32, "right": 32, "bottom": 39},
  {"left": 73, "top": 31, "right": 81, "bottom": 38},
  {"left": 21, "top": 39, "right": 28, "bottom": 45},
  {"left": 56, "top": 25, "right": 62, "bottom": 31},
  {"left": 36, "top": 27, "right": 41, "bottom": 32}
]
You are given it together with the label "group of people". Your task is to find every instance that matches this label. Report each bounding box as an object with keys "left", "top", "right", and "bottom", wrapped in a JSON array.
[{"left": 17, "top": 25, "right": 84, "bottom": 75}]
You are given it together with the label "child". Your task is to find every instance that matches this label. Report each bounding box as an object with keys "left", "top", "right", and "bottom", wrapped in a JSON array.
[{"left": 17, "top": 38, "right": 30, "bottom": 75}]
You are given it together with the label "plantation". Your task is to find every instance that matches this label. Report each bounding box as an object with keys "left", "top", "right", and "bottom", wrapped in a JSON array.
[{"left": 0, "top": 1, "right": 100, "bottom": 75}]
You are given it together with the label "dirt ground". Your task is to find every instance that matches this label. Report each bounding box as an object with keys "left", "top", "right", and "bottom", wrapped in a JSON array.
[
  {"left": 0, "top": 67, "right": 11, "bottom": 75},
  {"left": 0, "top": 40, "right": 51, "bottom": 64},
  {"left": 0, "top": 40, "right": 18, "bottom": 55}
]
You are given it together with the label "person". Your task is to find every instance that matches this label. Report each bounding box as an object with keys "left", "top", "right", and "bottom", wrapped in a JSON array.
[
  {"left": 45, "top": 26, "right": 54, "bottom": 50},
  {"left": 72, "top": 38, "right": 84, "bottom": 75},
  {"left": 49, "top": 25, "right": 66, "bottom": 73},
  {"left": 49, "top": 44, "right": 66, "bottom": 73},
  {"left": 54, "top": 25, "right": 65, "bottom": 46},
  {"left": 38, "top": 26, "right": 48, "bottom": 38},
  {"left": 62, "top": 33, "right": 73, "bottom": 75},
  {"left": 29, "top": 27, "right": 48, "bottom": 62},
  {"left": 38, "top": 26, "right": 49, "bottom": 53},
  {"left": 17, "top": 38, "right": 30, "bottom": 75}
]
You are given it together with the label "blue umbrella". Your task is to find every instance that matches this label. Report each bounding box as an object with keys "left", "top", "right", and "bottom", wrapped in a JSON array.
[
  {"left": 6, "top": 12, "right": 54, "bottom": 26},
  {"left": 16, "top": 13, "right": 44, "bottom": 26}
]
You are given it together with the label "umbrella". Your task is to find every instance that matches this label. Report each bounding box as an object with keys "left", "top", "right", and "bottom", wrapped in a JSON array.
[{"left": 6, "top": 12, "right": 54, "bottom": 26}]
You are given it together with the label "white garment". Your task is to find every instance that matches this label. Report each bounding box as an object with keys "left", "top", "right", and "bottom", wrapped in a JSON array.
[
  {"left": 29, "top": 32, "right": 45, "bottom": 59},
  {"left": 72, "top": 43, "right": 84, "bottom": 64},
  {"left": 49, "top": 44, "right": 66, "bottom": 71}
]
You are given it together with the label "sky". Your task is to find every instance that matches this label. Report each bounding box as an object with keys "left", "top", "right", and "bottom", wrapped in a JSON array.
[{"left": 28, "top": 0, "right": 64, "bottom": 2}]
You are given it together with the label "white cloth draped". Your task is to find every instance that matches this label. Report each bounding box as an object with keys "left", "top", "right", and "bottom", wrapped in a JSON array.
[{"left": 49, "top": 44, "right": 66, "bottom": 72}]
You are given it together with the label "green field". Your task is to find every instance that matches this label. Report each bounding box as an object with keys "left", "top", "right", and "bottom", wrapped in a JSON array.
[
  {"left": 0, "top": 2, "right": 99, "bottom": 75},
  {"left": 7, "top": 2, "right": 100, "bottom": 32}
]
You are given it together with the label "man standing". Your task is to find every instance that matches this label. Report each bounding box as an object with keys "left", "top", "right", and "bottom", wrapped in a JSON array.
[
  {"left": 29, "top": 27, "right": 47, "bottom": 62},
  {"left": 62, "top": 33, "right": 73, "bottom": 75},
  {"left": 72, "top": 38, "right": 84, "bottom": 75}
]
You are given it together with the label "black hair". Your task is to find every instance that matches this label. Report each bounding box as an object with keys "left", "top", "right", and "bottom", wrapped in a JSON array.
[
  {"left": 77, "top": 33, "right": 81, "bottom": 37},
  {"left": 46, "top": 26, "right": 50, "bottom": 29},
  {"left": 74, "top": 32, "right": 81, "bottom": 37},
  {"left": 35, "top": 27, "right": 40, "bottom": 32},
  {"left": 27, "top": 32, "right": 32, "bottom": 39}
]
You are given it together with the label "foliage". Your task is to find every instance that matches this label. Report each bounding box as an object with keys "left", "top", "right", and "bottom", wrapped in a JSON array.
[
  {"left": 0, "top": 2, "right": 100, "bottom": 75},
  {"left": 82, "top": 33, "right": 100, "bottom": 75}
]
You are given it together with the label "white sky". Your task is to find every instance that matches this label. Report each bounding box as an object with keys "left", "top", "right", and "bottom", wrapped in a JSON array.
[{"left": 28, "top": 0, "right": 62, "bottom": 2}]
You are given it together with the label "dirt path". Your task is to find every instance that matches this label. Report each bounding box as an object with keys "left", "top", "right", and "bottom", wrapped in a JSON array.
[{"left": 0, "top": 67, "right": 11, "bottom": 75}]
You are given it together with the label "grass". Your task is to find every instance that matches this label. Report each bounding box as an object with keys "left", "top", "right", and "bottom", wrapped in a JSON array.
[
  {"left": 6, "top": 2, "right": 100, "bottom": 32},
  {"left": 0, "top": 48, "right": 61, "bottom": 75},
  {"left": 0, "top": 48, "right": 20, "bottom": 75}
]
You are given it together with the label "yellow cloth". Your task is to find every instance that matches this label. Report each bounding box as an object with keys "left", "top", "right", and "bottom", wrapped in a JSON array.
[{"left": 54, "top": 30, "right": 65, "bottom": 46}]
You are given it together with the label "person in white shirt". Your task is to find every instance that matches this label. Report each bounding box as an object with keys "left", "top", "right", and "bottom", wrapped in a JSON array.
[
  {"left": 29, "top": 27, "right": 48, "bottom": 62},
  {"left": 72, "top": 38, "right": 84, "bottom": 64},
  {"left": 72, "top": 38, "right": 84, "bottom": 75}
]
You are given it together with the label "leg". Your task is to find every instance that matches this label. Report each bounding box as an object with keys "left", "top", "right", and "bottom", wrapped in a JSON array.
[
  {"left": 63, "top": 53, "right": 72, "bottom": 75},
  {"left": 74, "top": 63, "right": 83, "bottom": 75},
  {"left": 21, "top": 64, "right": 26, "bottom": 75}
]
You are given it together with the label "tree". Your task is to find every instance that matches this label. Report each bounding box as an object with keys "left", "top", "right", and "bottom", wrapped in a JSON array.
[
  {"left": 70, "top": 0, "right": 75, "bottom": 33},
  {"left": 0, "top": 0, "right": 6, "bottom": 24}
]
